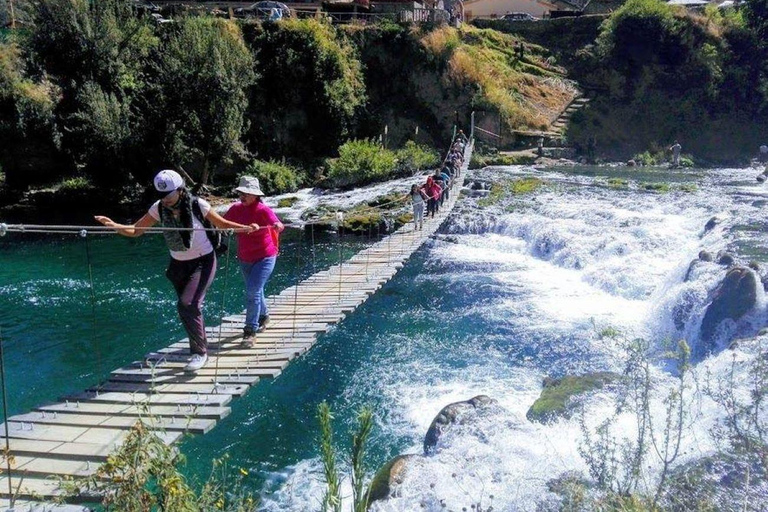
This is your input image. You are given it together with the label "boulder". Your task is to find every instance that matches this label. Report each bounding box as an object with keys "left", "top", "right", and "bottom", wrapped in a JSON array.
[
  {"left": 698, "top": 266, "right": 759, "bottom": 355},
  {"left": 757, "top": 174, "right": 765, "bottom": 183},
  {"left": 717, "top": 251, "right": 736, "bottom": 266},
  {"left": 526, "top": 373, "right": 619, "bottom": 424},
  {"left": 368, "top": 454, "right": 418, "bottom": 503},
  {"left": 699, "top": 250, "right": 714, "bottom": 262},
  {"left": 423, "top": 395, "right": 496, "bottom": 454},
  {"left": 626, "top": 159, "right": 637, "bottom": 167},
  {"left": 703, "top": 216, "right": 722, "bottom": 233},
  {"left": 684, "top": 259, "right": 701, "bottom": 282}
]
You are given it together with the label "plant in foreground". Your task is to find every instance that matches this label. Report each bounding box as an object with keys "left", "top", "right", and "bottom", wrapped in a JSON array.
[{"left": 318, "top": 402, "right": 374, "bottom": 512}]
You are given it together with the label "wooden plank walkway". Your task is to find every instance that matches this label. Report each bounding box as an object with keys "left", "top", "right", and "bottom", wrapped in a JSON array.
[{"left": 0, "top": 144, "right": 471, "bottom": 505}]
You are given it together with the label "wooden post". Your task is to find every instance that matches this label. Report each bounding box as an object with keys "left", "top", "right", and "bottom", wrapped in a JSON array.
[{"left": 9, "top": 0, "right": 16, "bottom": 29}]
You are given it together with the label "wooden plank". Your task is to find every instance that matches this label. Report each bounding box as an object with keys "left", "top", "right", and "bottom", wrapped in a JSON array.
[
  {"left": 37, "top": 402, "right": 230, "bottom": 420},
  {"left": 9, "top": 411, "right": 216, "bottom": 435},
  {"left": 90, "top": 381, "right": 250, "bottom": 397},
  {"left": 63, "top": 391, "right": 231, "bottom": 407},
  {"left": 0, "top": 423, "right": 180, "bottom": 446},
  {"left": 0, "top": 500, "right": 89, "bottom": 511},
  {"left": 3, "top": 438, "right": 113, "bottom": 462}
]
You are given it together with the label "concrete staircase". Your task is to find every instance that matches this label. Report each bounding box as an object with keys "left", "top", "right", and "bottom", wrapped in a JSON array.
[{"left": 551, "top": 94, "right": 590, "bottom": 134}]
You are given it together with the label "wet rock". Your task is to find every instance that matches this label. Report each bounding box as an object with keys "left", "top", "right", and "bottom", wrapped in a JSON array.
[
  {"left": 717, "top": 251, "right": 736, "bottom": 266},
  {"left": 424, "top": 395, "right": 496, "bottom": 454},
  {"left": 704, "top": 216, "right": 722, "bottom": 233},
  {"left": 626, "top": 159, "right": 637, "bottom": 166},
  {"left": 699, "top": 250, "right": 714, "bottom": 262},
  {"left": 684, "top": 259, "right": 702, "bottom": 282},
  {"left": 526, "top": 373, "right": 619, "bottom": 424},
  {"left": 673, "top": 289, "right": 697, "bottom": 330},
  {"left": 368, "top": 454, "right": 419, "bottom": 503},
  {"left": 698, "top": 266, "right": 759, "bottom": 356},
  {"left": 749, "top": 261, "right": 760, "bottom": 272},
  {"left": 757, "top": 174, "right": 765, "bottom": 182}
]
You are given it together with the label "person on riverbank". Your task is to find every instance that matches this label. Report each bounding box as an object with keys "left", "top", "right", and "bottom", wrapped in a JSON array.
[
  {"left": 759, "top": 144, "right": 768, "bottom": 164},
  {"left": 223, "top": 176, "right": 284, "bottom": 347},
  {"left": 421, "top": 176, "right": 442, "bottom": 218},
  {"left": 405, "top": 184, "right": 427, "bottom": 230},
  {"left": 669, "top": 140, "right": 682, "bottom": 167},
  {"left": 94, "top": 170, "right": 258, "bottom": 372}
]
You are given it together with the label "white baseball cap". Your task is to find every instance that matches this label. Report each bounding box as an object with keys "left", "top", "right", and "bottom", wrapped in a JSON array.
[{"left": 154, "top": 170, "right": 184, "bottom": 196}]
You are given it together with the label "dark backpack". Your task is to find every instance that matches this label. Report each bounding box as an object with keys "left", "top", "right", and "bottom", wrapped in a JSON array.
[{"left": 192, "top": 197, "right": 228, "bottom": 255}]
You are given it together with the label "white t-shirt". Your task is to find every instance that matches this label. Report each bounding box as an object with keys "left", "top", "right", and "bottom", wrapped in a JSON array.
[{"left": 148, "top": 198, "right": 214, "bottom": 261}]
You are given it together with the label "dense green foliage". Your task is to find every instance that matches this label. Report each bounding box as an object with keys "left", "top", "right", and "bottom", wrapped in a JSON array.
[
  {"left": 325, "top": 139, "right": 398, "bottom": 189},
  {"left": 396, "top": 140, "right": 440, "bottom": 173},
  {"left": 243, "top": 19, "right": 365, "bottom": 160},
  {"left": 156, "top": 17, "right": 255, "bottom": 186},
  {"left": 244, "top": 159, "right": 302, "bottom": 195},
  {"left": 568, "top": 0, "right": 768, "bottom": 162},
  {"left": 65, "top": 422, "right": 257, "bottom": 511}
]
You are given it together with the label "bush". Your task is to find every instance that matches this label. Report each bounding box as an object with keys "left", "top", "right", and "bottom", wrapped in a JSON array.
[
  {"left": 396, "top": 140, "right": 439, "bottom": 173},
  {"left": 244, "top": 159, "right": 302, "bottom": 195},
  {"left": 58, "top": 176, "right": 92, "bottom": 191},
  {"left": 324, "top": 139, "right": 398, "bottom": 189},
  {"left": 243, "top": 19, "right": 366, "bottom": 160}
]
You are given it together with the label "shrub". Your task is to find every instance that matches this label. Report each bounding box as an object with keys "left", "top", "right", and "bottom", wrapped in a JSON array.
[
  {"left": 244, "top": 159, "right": 302, "bottom": 195},
  {"left": 277, "top": 196, "right": 300, "bottom": 208},
  {"left": 57, "top": 176, "right": 92, "bottom": 191},
  {"left": 324, "top": 139, "right": 398, "bottom": 189},
  {"left": 244, "top": 19, "right": 366, "bottom": 160},
  {"left": 396, "top": 140, "right": 439, "bottom": 173}
]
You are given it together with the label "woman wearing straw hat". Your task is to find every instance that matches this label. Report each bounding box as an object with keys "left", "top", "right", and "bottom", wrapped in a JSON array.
[
  {"left": 224, "top": 176, "right": 284, "bottom": 346},
  {"left": 94, "top": 170, "right": 259, "bottom": 372}
]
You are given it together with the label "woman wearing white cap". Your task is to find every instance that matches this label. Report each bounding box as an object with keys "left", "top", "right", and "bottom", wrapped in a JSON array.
[
  {"left": 223, "top": 176, "right": 284, "bottom": 346},
  {"left": 94, "top": 170, "right": 259, "bottom": 372}
]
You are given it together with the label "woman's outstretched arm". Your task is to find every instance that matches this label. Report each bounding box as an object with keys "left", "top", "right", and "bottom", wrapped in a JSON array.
[{"left": 94, "top": 213, "right": 157, "bottom": 237}]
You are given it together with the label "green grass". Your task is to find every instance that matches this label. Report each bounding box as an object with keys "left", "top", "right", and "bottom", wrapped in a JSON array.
[
  {"left": 277, "top": 196, "right": 300, "bottom": 208},
  {"left": 479, "top": 177, "right": 544, "bottom": 207},
  {"left": 642, "top": 182, "right": 670, "bottom": 193},
  {"left": 57, "top": 176, "right": 93, "bottom": 191}
]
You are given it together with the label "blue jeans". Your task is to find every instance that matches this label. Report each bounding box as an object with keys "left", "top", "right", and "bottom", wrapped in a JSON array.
[{"left": 240, "top": 256, "right": 276, "bottom": 331}]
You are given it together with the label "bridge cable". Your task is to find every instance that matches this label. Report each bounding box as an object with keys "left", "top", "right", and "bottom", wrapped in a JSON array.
[
  {"left": 291, "top": 227, "right": 302, "bottom": 342},
  {"left": 0, "top": 326, "right": 14, "bottom": 501},
  {"left": 81, "top": 230, "right": 104, "bottom": 392},
  {"left": 212, "top": 230, "right": 235, "bottom": 391}
]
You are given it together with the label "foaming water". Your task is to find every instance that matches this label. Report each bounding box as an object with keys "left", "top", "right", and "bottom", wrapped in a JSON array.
[
  {"left": 261, "top": 165, "right": 768, "bottom": 509},
  {"left": 4, "top": 165, "right": 768, "bottom": 509}
]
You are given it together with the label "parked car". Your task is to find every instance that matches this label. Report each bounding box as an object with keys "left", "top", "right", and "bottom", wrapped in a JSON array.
[
  {"left": 234, "top": 1, "right": 292, "bottom": 18},
  {"left": 501, "top": 12, "right": 539, "bottom": 21}
]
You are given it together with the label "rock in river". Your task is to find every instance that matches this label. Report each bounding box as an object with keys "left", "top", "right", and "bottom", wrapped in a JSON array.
[
  {"left": 423, "top": 395, "right": 496, "bottom": 454},
  {"left": 698, "top": 266, "right": 759, "bottom": 356}
]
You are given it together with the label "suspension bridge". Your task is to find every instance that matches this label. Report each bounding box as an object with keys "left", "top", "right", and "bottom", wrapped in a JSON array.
[{"left": 0, "top": 142, "right": 472, "bottom": 509}]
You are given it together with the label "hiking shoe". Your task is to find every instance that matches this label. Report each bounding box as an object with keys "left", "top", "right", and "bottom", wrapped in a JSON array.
[
  {"left": 257, "top": 315, "right": 270, "bottom": 333},
  {"left": 241, "top": 329, "right": 255, "bottom": 348},
  {"left": 184, "top": 353, "right": 208, "bottom": 372}
]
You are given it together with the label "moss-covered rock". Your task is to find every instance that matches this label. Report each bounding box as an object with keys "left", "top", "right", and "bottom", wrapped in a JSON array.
[
  {"left": 277, "top": 196, "right": 300, "bottom": 208},
  {"left": 527, "top": 372, "right": 619, "bottom": 424},
  {"left": 368, "top": 454, "right": 419, "bottom": 503}
]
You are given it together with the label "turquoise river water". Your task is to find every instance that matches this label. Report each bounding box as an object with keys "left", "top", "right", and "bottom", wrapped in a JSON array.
[{"left": 2, "top": 164, "right": 768, "bottom": 510}]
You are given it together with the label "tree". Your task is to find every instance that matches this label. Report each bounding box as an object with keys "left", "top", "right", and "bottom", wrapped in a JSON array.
[
  {"left": 244, "top": 19, "right": 366, "bottom": 160},
  {"left": 29, "top": 0, "right": 159, "bottom": 186},
  {"left": 155, "top": 17, "right": 255, "bottom": 187}
]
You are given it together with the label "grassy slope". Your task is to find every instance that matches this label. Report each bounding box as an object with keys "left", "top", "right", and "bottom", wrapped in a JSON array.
[{"left": 345, "top": 24, "right": 578, "bottom": 146}]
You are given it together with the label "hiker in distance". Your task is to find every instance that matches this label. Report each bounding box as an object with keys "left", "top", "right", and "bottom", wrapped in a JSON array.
[
  {"left": 669, "top": 140, "right": 682, "bottom": 167},
  {"left": 223, "top": 176, "right": 285, "bottom": 347},
  {"left": 94, "top": 170, "right": 259, "bottom": 372}
]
